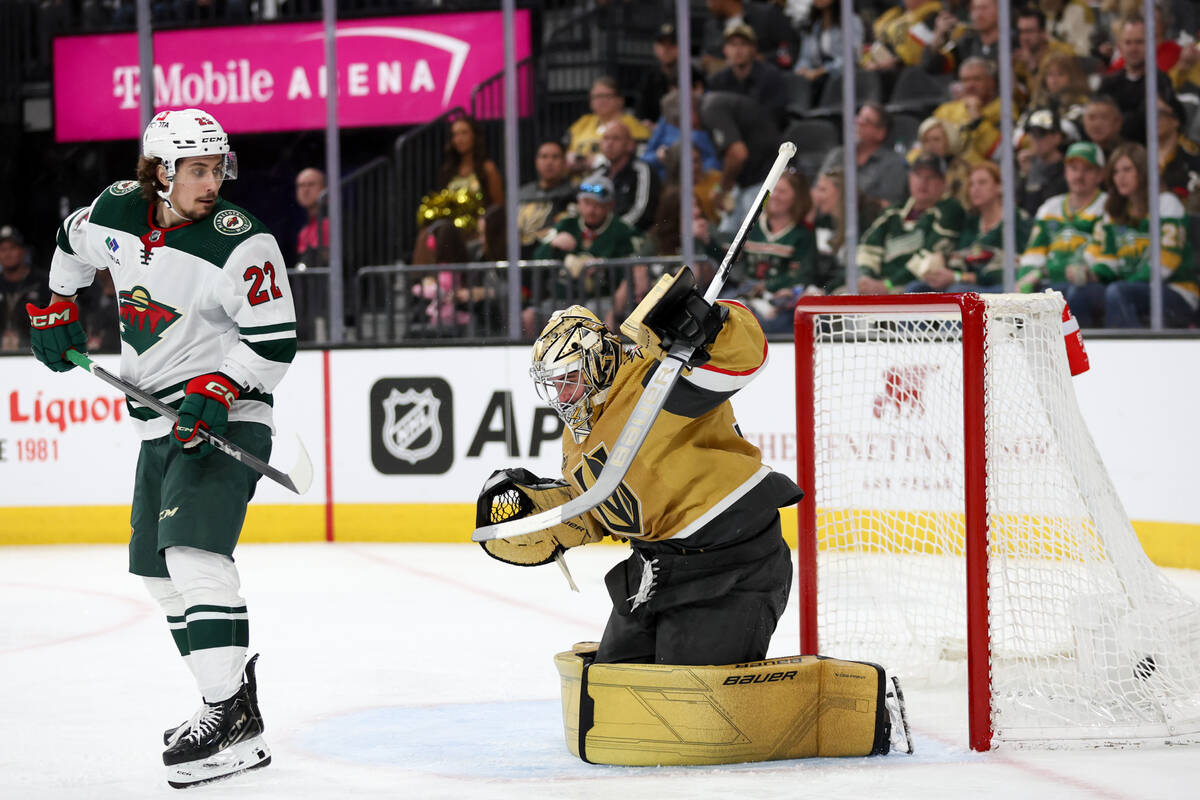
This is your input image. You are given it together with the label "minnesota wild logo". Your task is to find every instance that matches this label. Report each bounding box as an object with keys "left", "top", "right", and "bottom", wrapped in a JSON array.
[
  {"left": 573, "top": 445, "right": 643, "bottom": 535},
  {"left": 214, "top": 209, "right": 251, "bottom": 236},
  {"left": 108, "top": 180, "right": 139, "bottom": 196},
  {"left": 118, "top": 285, "right": 181, "bottom": 354}
]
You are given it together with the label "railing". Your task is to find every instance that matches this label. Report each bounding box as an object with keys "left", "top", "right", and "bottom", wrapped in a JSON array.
[
  {"left": 351, "top": 255, "right": 716, "bottom": 345},
  {"left": 340, "top": 155, "right": 396, "bottom": 276},
  {"left": 391, "top": 105, "right": 470, "bottom": 265}
]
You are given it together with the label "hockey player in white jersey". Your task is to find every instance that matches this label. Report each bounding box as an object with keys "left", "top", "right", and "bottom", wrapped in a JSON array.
[{"left": 25, "top": 108, "right": 295, "bottom": 788}]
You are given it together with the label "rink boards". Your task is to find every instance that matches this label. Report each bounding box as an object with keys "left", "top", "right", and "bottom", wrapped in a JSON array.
[{"left": 0, "top": 340, "right": 1197, "bottom": 569}]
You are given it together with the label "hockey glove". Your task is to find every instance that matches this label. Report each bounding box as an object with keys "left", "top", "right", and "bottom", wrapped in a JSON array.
[
  {"left": 173, "top": 373, "right": 239, "bottom": 459},
  {"left": 475, "top": 467, "right": 604, "bottom": 567},
  {"left": 26, "top": 301, "right": 87, "bottom": 373},
  {"left": 622, "top": 267, "right": 728, "bottom": 366}
]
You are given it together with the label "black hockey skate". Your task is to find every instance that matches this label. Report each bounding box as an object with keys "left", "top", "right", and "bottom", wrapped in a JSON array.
[{"left": 163, "top": 654, "right": 271, "bottom": 789}]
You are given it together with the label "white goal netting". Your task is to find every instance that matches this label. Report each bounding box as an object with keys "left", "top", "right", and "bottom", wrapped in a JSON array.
[{"left": 803, "top": 293, "right": 1200, "bottom": 746}]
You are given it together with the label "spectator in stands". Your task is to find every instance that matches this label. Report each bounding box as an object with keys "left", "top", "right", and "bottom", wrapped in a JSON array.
[
  {"left": 1081, "top": 94, "right": 1125, "bottom": 159},
  {"left": 856, "top": 151, "right": 966, "bottom": 294},
  {"left": 0, "top": 225, "right": 48, "bottom": 353},
  {"left": 819, "top": 101, "right": 910, "bottom": 209},
  {"left": 441, "top": 115, "right": 504, "bottom": 213},
  {"left": 708, "top": 24, "right": 789, "bottom": 126},
  {"left": 794, "top": 0, "right": 865, "bottom": 99},
  {"left": 907, "top": 116, "right": 970, "bottom": 204},
  {"left": 698, "top": 89, "right": 782, "bottom": 234},
  {"left": 862, "top": 0, "right": 943, "bottom": 82},
  {"left": 662, "top": 140, "right": 726, "bottom": 225},
  {"left": 591, "top": 121, "right": 661, "bottom": 233},
  {"left": 727, "top": 170, "right": 820, "bottom": 332},
  {"left": 1016, "top": 108, "right": 1069, "bottom": 216},
  {"left": 1107, "top": 3, "right": 1182, "bottom": 74},
  {"left": 641, "top": 89, "right": 722, "bottom": 181},
  {"left": 529, "top": 177, "right": 639, "bottom": 333},
  {"left": 566, "top": 77, "right": 651, "bottom": 175},
  {"left": 701, "top": 0, "right": 800, "bottom": 74},
  {"left": 1021, "top": 52, "right": 1089, "bottom": 143},
  {"left": 517, "top": 141, "right": 576, "bottom": 259},
  {"left": 1155, "top": 89, "right": 1200, "bottom": 207},
  {"left": 635, "top": 23, "right": 681, "bottom": 127},
  {"left": 932, "top": 57, "right": 1010, "bottom": 166},
  {"left": 1018, "top": 141, "right": 1109, "bottom": 296},
  {"left": 1072, "top": 142, "right": 1197, "bottom": 327},
  {"left": 1040, "top": 0, "right": 1098, "bottom": 56},
  {"left": 923, "top": 0, "right": 1001, "bottom": 76},
  {"left": 1099, "top": 15, "right": 1176, "bottom": 145},
  {"left": 809, "top": 167, "right": 878, "bottom": 292},
  {"left": 1013, "top": 7, "right": 1077, "bottom": 103},
  {"left": 294, "top": 167, "right": 328, "bottom": 269},
  {"left": 410, "top": 218, "right": 473, "bottom": 338},
  {"left": 909, "top": 162, "right": 1032, "bottom": 293}
]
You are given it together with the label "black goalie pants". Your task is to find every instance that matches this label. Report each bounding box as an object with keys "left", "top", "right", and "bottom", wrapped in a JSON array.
[{"left": 594, "top": 510, "right": 793, "bottom": 666}]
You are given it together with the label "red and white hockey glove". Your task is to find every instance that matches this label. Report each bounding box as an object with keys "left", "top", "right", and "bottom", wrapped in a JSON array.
[
  {"left": 26, "top": 301, "right": 87, "bottom": 372},
  {"left": 173, "top": 373, "right": 239, "bottom": 459}
]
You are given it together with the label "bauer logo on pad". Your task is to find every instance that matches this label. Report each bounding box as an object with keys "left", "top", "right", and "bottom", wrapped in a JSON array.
[{"left": 370, "top": 378, "right": 454, "bottom": 474}]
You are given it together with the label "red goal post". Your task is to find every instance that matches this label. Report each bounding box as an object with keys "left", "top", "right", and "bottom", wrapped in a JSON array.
[{"left": 792, "top": 292, "right": 1200, "bottom": 751}]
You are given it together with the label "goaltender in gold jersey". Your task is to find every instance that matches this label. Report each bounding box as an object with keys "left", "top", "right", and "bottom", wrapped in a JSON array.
[{"left": 478, "top": 266, "right": 801, "bottom": 666}]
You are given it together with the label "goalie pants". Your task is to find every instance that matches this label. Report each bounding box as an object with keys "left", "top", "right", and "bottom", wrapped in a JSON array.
[{"left": 595, "top": 509, "right": 792, "bottom": 666}]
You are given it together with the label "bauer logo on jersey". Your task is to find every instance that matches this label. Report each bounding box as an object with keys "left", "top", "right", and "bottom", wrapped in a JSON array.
[
  {"left": 370, "top": 378, "right": 454, "bottom": 474},
  {"left": 573, "top": 445, "right": 643, "bottom": 535},
  {"left": 108, "top": 180, "right": 139, "bottom": 196},
  {"left": 118, "top": 285, "right": 182, "bottom": 355},
  {"left": 214, "top": 209, "right": 252, "bottom": 236}
]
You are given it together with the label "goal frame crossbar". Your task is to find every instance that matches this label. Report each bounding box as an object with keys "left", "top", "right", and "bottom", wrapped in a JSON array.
[{"left": 793, "top": 293, "right": 993, "bottom": 750}]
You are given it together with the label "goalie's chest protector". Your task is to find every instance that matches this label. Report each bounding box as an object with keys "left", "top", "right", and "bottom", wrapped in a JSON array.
[{"left": 560, "top": 348, "right": 767, "bottom": 542}]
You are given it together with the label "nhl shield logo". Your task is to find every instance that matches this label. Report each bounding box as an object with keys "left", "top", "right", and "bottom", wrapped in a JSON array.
[
  {"left": 382, "top": 388, "right": 442, "bottom": 464},
  {"left": 370, "top": 378, "right": 454, "bottom": 474},
  {"left": 214, "top": 209, "right": 252, "bottom": 236}
]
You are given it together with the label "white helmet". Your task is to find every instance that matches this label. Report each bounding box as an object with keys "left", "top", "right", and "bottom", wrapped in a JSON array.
[
  {"left": 142, "top": 108, "right": 238, "bottom": 183},
  {"left": 530, "top": 305, "right": 622, "bottom": 441}
]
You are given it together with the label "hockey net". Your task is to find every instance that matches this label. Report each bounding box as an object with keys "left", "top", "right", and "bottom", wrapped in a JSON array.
[{"left": 793, "top": 292, "right": 1200, "bottom": 750}]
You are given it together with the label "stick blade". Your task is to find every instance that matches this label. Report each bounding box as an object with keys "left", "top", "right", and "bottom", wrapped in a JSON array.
[{"left": 286, "top": 434, "right": 314, "bottom": 495}]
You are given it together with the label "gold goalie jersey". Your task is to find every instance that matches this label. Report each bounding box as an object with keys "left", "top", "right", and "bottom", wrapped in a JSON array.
[{"left": 561, "top": 301, "right": 771, "bottom": 542}]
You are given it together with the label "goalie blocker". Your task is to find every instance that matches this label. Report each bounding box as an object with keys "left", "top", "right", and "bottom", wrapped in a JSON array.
[{"left": 555, "top": 644, "right": 913, "bottom": 765}]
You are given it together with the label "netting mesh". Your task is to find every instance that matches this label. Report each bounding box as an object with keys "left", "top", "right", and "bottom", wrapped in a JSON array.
[{"left": 805, "top": 294, "right": 1200, "bottom": 745}]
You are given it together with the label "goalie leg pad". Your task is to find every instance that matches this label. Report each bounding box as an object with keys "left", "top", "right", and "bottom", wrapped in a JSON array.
[
  {"left": 554, "top": 646, "right": 907, "bottom": 765},
  {"left": 476, "top": 468, "right": 605, "bottom": 567}
]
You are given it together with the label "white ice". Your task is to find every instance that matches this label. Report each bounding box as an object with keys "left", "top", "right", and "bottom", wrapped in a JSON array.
[{"left": 2, "top": 543, "right": 1199, "bottom": 800}]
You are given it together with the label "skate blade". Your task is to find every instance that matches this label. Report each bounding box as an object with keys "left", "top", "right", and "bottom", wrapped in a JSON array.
[
  {"left": 166, "top": 735, "right": 271, "bottom": 789},
  {"left": 886, "top": 677, "right": 914, "bottom": 755}
]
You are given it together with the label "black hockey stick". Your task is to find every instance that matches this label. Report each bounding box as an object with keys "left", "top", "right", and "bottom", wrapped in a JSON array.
[
  {"left": 66, "top": 350, "right": 313, "bottom": 495},
  {"left": 473, "top": 141, "right": 797, "bottom": 542}
]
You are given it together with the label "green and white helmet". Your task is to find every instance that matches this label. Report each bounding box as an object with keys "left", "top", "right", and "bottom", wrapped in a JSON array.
[{"left": 530, "top": 305, "right": 621, "bottom": 441}]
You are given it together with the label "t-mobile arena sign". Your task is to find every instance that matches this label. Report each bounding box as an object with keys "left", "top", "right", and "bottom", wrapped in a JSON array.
[{"left": 53, "top": 11, "right": 531, "bottom": 142}]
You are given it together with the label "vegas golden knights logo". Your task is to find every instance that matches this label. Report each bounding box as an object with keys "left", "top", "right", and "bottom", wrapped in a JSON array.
[{"left": 573, "top": 445, "right": 642, "bottom": 535}]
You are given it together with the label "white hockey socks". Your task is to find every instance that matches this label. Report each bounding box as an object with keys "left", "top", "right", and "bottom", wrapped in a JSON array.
[{"left": 148, "top": 546, "right": 249, "bottom": 703}]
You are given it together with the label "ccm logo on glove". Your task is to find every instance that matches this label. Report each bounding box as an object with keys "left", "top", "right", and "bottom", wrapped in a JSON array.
[
  {"left": 173, "top": 373, "right": 239, "bottom": 458},
  {"left": 26, "top": 300, "right": 88, "bottom": 373}
]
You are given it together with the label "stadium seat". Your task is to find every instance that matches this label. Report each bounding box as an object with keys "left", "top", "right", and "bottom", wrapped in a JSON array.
[
  {"left": 886, "top": 66, "right": 951, "bottom": 115},
  {"left": 782, "top": 118, "right": 840, "bottom": 180},
  {"left": 783, "top": 71, "right": 815, "bottom": 120},
  {"left": 806, "top": 69, "right": 882, "bottom": 119},
  {"left": 887, "top": 113, "right": 922, "bottom": 153}
]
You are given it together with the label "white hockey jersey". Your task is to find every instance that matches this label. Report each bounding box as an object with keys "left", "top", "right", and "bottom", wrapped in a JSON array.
[{"left": 49, "top": 180, "right": 297, "bottom": 440}]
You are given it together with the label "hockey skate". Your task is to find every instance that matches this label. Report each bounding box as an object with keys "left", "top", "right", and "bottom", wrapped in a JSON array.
[
  {"left": 163, "top": 707, "right": 203, "bottom": 747},
  {"left": 884, "top": 675, "right": 914, "bottom": 755},
  {"left": 162, "top": 654, "right": 271, "bottom": 788}
]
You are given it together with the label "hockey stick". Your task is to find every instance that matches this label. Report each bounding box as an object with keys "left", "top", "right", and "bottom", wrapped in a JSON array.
[
  {"left": 65, "top": 349, "right": 313, "bottom": 495},
  {"left": 473, "top": 141, "right": 797, "bottom": 542}
]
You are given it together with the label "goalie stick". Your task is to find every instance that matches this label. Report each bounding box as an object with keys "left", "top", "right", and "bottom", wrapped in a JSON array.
[
  {"left": 65, "top": 349, "right": 314, "bottom": 495},
  {"left": 472, "top": 141, "right": 797, "bottom": 543}
]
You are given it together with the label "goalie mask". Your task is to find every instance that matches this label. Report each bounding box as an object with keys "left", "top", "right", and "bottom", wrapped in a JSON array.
[
  {"left": 142, "top": 108, "right": 238, "bottom": 209},
  {"left": 531, "top": 305, "right": 621, "bottom": 441}
]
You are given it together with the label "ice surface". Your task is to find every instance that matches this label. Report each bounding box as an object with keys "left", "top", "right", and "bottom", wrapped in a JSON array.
[{"left": 2, "top": 543, "right": 1198, "bottom": 799}]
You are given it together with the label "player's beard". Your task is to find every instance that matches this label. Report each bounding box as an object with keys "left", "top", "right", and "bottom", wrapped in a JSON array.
[{"left": 184, "top": 194, "right": 219, "bottom": 221}]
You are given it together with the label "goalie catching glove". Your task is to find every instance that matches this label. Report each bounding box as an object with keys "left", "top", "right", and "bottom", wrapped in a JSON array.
[
  {"left": 173, "top": 373, "right": 239, "bottom": 459},
  {"left": 476, "top": 468, "right": 605, "bottom": 566},
  {"left": 620, "top": 266, "right": 728, "bottom": 366}
]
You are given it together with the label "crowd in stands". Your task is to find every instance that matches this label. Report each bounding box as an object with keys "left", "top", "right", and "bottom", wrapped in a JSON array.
[{"left": 304, "top": 0, "right": 1200, "bottom": 338}]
